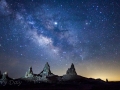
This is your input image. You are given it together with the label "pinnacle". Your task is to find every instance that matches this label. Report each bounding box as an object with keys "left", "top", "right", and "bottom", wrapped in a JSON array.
[{"left": 66, "top": 63, "right": 77, "bottom": 75}]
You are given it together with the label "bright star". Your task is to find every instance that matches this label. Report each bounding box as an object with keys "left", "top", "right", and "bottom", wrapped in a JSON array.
[{"left": 54, "top": 22, "right": 58, "bottom": 25}]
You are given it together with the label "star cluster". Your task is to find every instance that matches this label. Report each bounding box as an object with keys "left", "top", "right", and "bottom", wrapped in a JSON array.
[{"left": 0, "top": 0, "right": 120, "bottom": 81}]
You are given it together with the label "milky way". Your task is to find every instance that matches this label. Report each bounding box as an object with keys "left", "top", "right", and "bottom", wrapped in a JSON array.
[{"left": 0, "top": 0, "right": 120, "bottom": 81}]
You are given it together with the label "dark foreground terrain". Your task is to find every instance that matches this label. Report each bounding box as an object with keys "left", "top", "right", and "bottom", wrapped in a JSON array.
[{"left": 0, "top": 81, "right": 120, "bottom": 90}]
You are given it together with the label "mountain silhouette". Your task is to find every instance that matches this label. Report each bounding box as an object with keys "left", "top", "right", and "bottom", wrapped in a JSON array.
[{"left": 0, "top": 62, "right": 120, "bottom": 90}]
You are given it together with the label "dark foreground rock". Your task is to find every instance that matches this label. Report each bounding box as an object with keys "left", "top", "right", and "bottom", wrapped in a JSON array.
[{"left": 0, "top": 82, "right": 120, "bottom": 90}]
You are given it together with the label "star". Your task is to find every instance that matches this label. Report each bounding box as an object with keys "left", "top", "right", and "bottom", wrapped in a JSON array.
[{"left": 54, "top": 22, "right": 58, "bottom": 25}]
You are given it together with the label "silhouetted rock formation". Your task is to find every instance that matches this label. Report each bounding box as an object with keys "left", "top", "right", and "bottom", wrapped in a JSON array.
[
  {"left": 0, "top": 72, "right": 8, "bottom": 86},
  {"left": 106, "top": 78, "right": 108, "bottom": 82},
  {"left": 0, "top": 72, "right": 13, "bottom": 81},
  {"left": 0, "top": 62, "right": 108, "bottom": 88},
  {"left": 62, "top": 63, "right": 79, "bottom": 81},
  {"left": 1, "top": 72, "right": 8, "bottom": 80},
  {"left": 39, "top": 62, "right": 55, "bottom": 82},
  {"left": 25, "top": 66, "right": 34, "bottom": 78},
  {"left": 40, "top": 62, "right": 54, "bottom": 77},
  {"left": 66, "top": 63, "right": 77, "bottom": 75}
]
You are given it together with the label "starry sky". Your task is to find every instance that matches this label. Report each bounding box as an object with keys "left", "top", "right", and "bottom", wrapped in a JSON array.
[{"left": 0, "top": 0, "right": 120, "bottom": 81}]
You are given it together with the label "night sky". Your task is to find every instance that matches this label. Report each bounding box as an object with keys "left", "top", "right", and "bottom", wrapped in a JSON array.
[{"left": 0, "top": 0, "right": 120, "bottom": 81}]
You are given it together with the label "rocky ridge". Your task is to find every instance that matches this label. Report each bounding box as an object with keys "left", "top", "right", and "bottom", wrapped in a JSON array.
[{"left": 0, "top": 62, "right": 105, "bottom": 85}]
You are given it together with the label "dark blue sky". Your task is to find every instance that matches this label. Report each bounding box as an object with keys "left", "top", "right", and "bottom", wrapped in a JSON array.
[{"left": 0, "top": 0, "right": 120, "bottom": 81}]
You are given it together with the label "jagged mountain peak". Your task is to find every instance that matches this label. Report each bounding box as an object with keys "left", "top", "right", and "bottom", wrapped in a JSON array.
[
  {"left": 25, "top": 66, "right": 34, "bottom": 78},
  {"left": 66, "top": 63, "right": 77, "bottom": 75},
  {"left": 40, "top": 62, "right": 54, "bottom": 77}
]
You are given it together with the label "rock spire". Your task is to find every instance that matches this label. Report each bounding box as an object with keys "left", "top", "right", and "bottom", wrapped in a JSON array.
[
  {"left": 25, "top": 66, "right": 34, "bottom": 78},
  {"left": 66, "top": 63, "right": 77, "bottom": 75},
  {"left": 40, "top": 62, "right": 54, "bottom": 77}
]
